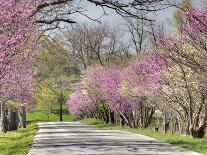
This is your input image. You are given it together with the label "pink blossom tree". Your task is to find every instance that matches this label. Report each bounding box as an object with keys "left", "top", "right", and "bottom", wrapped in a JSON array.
[
  {"left": 67, "top": 54, "right": 165, "bottom": 128},
  {"left": 98, "top": 67, "right": 138, "bottom": 127},
  {"left": 121, "top": 53, "right": 165, "bottom": 128},
  {"left": 67, "top": 87, "right": 94, "bottom": 119},
  {"left": 0, "top": 58, "right": 36, "bottom": 131},
  {"left": 0, "top": 0, "right": 37, "bottom": 132},
  {"left": 0, "top": 0, "right": 35, "bottom": 76}
]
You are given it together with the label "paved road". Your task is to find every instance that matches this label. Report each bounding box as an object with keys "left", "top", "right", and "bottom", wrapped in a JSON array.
[{"left": 28, "top": 122, "right": 200, "bottom": 155}]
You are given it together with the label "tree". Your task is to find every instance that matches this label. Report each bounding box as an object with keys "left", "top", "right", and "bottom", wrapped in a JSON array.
[
  {"left": 0, "top": 0, "right": 35, "bottom": 78},
  {"left": 125, "top": 17, "right": 148, "bottom": 54},
  {"left": 157, "top": 8, "right": 207, "bottom": 138},
  {"left": 35, "top": 36, "right": 77, "bottom": 121},
  {"left": 172, "top": 0, "right": 193, "bottom": 32},
  {"left": 0, "top": 0, "right": 37, "bottom": 132},
  {"left": 121, "top": 53, "right": 165, "bottom": 128},
  {"left": 63, "top": 24, "right": 127, "bottom": 68},
  {"left": 0, "top": 59, "right": 35, "bottom": 132},
  {"left": 67, "top": 53, "right": 164, "bottom": 128},
  {"left": 68, "top": 87, "right": 94, "bottom": 119}
]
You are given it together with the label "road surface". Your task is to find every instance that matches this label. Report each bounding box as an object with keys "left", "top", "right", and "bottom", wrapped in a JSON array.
[{"left": 28, "top": 122, "right": 200, "bottom": 155}]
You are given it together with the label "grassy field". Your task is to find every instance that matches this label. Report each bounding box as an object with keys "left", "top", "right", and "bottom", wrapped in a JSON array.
[
  {"left": 0, "top": 123, "right": 38, "bottom": 155},
  {"left": 81, "top": 118, "right": 207, "bottom": 155},
  {"left": 27, "top": 110, "right": 77, "bottom": 122}
]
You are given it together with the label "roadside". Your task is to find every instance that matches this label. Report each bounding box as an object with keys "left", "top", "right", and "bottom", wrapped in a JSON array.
[
  {"left": 28, "top": 121, "right": 201, "bottom": 155},
  {"left": 0, "top": 111, "right": 76, "bottom": 155},
  {"left": 81, "top": 118, "right": 207, "bottom": 155},
  {"left": 0, "top": 122, "right": 38, "bottom": 155}
]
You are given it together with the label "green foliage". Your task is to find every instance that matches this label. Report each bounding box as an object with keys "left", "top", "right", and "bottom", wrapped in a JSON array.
[
  {"left": 27, "top": 84, "right": 76, "bottom": 122},
  {"left": 34, "top": 36, "right": 81, "bottom": 121},
  {"left": 81, "top": 118, "right": 207, "bottom": 155},
  {"left": 34, "top": 75, "right": 76, "bottom": 115},
  {"left": 0, "top": 123, "right": 38, "bottom": 155},
  {"left": 36, "top": 36, "right": 80, "bottom": 78}
]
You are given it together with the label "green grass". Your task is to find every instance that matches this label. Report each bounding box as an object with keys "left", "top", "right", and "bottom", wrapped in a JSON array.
[
  {"left": 27, "top": 111, "right": 77, "bottom": 122},
  {"left": 81, "top": 118, "right": 207, "bottom": 155},
  {"left": 0, "top": 123, "right": 38, "bottom": 155}
]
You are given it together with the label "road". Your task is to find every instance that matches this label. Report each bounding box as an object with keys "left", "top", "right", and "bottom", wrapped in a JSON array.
[{"left": 28, "top": 122, "right": 200, "bottom": 155}]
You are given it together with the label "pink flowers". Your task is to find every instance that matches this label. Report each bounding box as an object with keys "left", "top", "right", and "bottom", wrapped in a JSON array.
[
  {"left": 67, "top": 53, "right": 165, "bottom": 117},
  {"left": 67, "top": 87, "right": 93, "bottom": 117},
  {"left": 0, "top": 0, "right": 35, "bottom": 66},
  {"left": 183, "top": 9, "right": 207, "bottom": 36},
  {"left": 0, "top": 60, "right": 35, "bottom": 105},
  {"left": 0, "top": 0, "right": 36, "bottom": 106}
]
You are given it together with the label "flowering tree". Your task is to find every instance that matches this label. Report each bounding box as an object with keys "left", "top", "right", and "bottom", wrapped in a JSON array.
[
  {"left": 99, "top": 67, "right": 138, "bottom": 127},
  {"left": 1, "top": 61, "right": 35, "bottom": 104},
  {"left": 0, "top": 0, "right": 37, "bottom": 132},
  {"left": 67, "top": 53, "right": 164, "bottom": 128},
  {"left": 121, "top": 53, "right": 165, "bottom": 128},
  {"left": 67, "top": 87, "right": 95, "bottom": 119},
  {"left": 157, "top": 8, "right": 207, "bottom": 138},
  {"left": 80, "top": 66, "right": 109, "bottom": 122},
  {"left": 0, "top": 0, "right": 35, "bottom": 76},
  {"left": 1, "top": 60, "right": 35, "bottom": 131}
]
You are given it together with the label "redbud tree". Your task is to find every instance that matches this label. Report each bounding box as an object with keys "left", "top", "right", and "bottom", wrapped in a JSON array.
[
  {"left": 67, "top": 53, "right": 165, "bottom": 128},
  {"left": 0, "top": 0, "right": 37, "bottom": 131}
]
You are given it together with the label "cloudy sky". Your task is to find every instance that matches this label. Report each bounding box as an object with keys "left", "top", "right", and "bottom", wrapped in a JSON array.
[
  {"left": 73, "top": 0, "right": 203, "bottom": 27},
  {"left": 74, "top": 3, "right": 174, "bottom": 25}
]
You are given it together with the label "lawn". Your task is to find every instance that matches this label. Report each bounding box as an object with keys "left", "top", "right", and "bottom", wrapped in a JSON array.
[
  {"left": 0, "top": 123, "right": 38, "bottom": 155},
  {"left": 81, "top": 118, "right": 207, "bottom": 155},
  {"left": 27, "top": 110, "right": 77, "bottom": 122}
]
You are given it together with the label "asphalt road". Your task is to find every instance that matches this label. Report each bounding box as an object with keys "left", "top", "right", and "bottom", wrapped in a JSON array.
[{"left": 28, "top": 122, "right": 201, "bottom": 155}]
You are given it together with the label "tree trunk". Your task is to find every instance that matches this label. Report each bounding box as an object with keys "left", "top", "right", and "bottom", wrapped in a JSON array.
[
  {"left": 1, "top": 102, "right": 8, "bottom": 133},
  {"left": 120, "top": 115, "right": 125, "bottom": 127},
  {"left": 163, "top": 114, "right": 169, "bottom": 133},
  {"left": 60, "top": 101, "right": 63, "bottom": 122},
  {"left": 109, "top": 110, "right": 115, "bottom": 124},
  {"left": 8, "top": 108, "right": 18, "bottom": 131},
  {"left": 58, "top": 91, "right": 64, "bottom": 122},
  {"left": 189, "top": 123, "right": 206, "bottom": 138},
  {"left": 175, "top": 116, "right": 181, "bottom": 133},
  {"left": 19, "top": 106, "right": 26, "bottom": 128},
  {"left": 132, "top": 110, "right": 138, "bottom": 128},
  {"left": 144, "top": 107, "right": 154, "bottom": 128},
  {"left": 140, "top": 103, "right": 143, "bottom": 127}
]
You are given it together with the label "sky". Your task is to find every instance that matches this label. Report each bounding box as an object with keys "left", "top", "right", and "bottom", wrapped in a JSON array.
[
  {"left": 72, "top": 0, "right": 203, "bottom": 27},
  {"left": 74, "top": 2, "right": 175, "bottom": 26}
]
